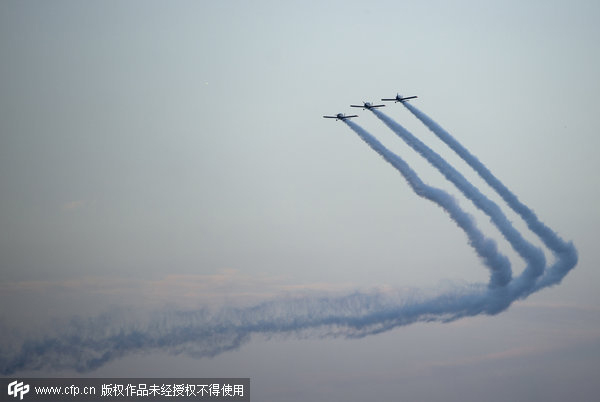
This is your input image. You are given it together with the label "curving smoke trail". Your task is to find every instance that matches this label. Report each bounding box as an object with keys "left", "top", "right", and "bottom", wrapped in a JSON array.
[
  {"left": 370, "top": 109, "right": 547, "bottom": 298},
  {"left": 0, "top": 121, "right": 512, "bottom": 375},
  {"left": 401, "top": 102, "right": 578, "bottom": 293},
  {"left": 0, "top": 112, "right": 576, "bottom": 376},
  {"left": 343, "top": 120, "right": 512, "bottom": 289}
]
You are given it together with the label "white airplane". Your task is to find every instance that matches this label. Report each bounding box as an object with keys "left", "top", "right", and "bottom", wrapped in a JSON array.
[
  {"left": 381, "top": 94, "right": 418, "bottom": 103},
  {"left": 350, "top": 101, "right": 385, "bottom": 110},
  {"left": 323, "top": 113, "right": 358, "bottom": 121}
]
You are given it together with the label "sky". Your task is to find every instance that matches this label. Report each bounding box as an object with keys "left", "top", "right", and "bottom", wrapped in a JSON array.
[{"left": 1, "top": 0, "right": 600, "bottom": 401}]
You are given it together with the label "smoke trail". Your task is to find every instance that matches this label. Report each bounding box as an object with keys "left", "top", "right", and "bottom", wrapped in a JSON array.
[
  {"left": 370, "top": 109, "right": 547, "bottom": 297},
  {"left": 401, "top": 102, "right": 578, "bottom": 292},
  {"left": 0, "top": 116, "right": 576, "bottom": 375},
  {"left": 0, "top": 123, "right": 514, "bottom": 376},
  {"left": 343, "top": 120, "right": 512, "bottom": 289},
  {"left": 1, "top": 284, "right": 499, "bottom": 375}
]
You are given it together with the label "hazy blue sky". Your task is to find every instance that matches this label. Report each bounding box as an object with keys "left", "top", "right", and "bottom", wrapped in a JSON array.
[{"left": 1, "top": 1, "right": 599, "bottom": 401}]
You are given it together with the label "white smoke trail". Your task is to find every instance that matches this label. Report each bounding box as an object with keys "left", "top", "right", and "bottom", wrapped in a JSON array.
[
  {"left": 0, "top": 114, "right": 576, "bottom": 375},
  {"left": 370, "top": 109, "right": 547, "bottom": 298},
  {"left": 0, "top": 122, "right": 513, "bottom": 375},
  {"left": 343, "top": 120, "right": 512, "bottom": 289},
  {"left": 401, "top": 102, "right": 578, "bottom": 293},
  {"left": 1, "top": 286, "right": 497, "bottom": 374}
]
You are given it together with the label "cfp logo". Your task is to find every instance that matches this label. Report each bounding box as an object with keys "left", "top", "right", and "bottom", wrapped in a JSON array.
[{"left": 8, "top": 381, "right": 30, "bottom": 400}]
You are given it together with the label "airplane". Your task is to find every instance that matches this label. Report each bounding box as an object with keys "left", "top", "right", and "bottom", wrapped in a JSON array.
[
  {"left": 381, "top": 94, "right": 418, "bottom": 103},
  {"left": 323, "top": 113, "right": 358, "bottom": 121},
  {"left": 350, "top": 101, "right": 385, "bottom": 110}
]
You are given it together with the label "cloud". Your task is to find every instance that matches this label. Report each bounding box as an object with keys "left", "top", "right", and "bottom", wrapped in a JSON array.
[{"left": 61, "top": 199, "right": 96, "bottom": 211}]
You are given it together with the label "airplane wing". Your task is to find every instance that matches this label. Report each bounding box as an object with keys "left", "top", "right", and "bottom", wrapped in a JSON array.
[
  {"left": 382, "top": 95, "right": 418, "bottom": 102},
  {"left": 350, "top": 105, "right": 363, "bottom": 108},
  {"left": 370, "top": 104, "right": 385, "bottom": 108},
  {"left": 343, "top": 115, "right": 358, "bottom": 119},
  {"left": 323, "top": 116, "right": 338, "bottom": 118}
]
